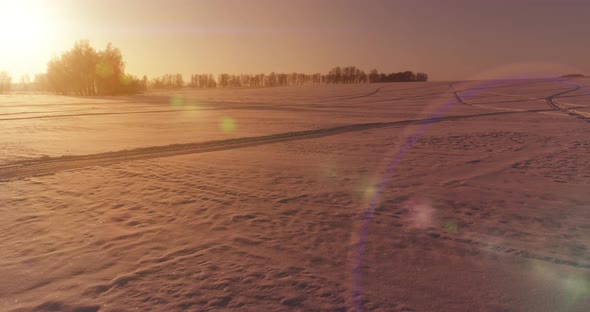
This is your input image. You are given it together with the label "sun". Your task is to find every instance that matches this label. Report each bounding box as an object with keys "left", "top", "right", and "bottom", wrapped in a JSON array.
[
  {"left": 0, "top": 1, "right": 52, "bottom": 47},
  {"left": 0, "top": 0, "right": 58, "bottom": 77}
]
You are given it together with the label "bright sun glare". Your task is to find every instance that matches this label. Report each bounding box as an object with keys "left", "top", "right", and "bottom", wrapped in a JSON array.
[{"left": 0, "top": 0, "right": 57, "bottom": 77}]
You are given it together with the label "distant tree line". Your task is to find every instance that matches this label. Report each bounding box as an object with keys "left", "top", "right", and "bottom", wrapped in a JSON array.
[
  {"left": 188, "top": 74, "right": 217, "bottom": 88},
  {"left": 149, "top": 74, "right": 184, "bottom": 90},
  {"left": 213, "top": 72, "right": 323, "bottom": 88},
  {"left": 368, "top": 69, "right": 428, "bottom": 83},
  {"left": 182, "top": 66, "right": 427, "bottom": 90}
]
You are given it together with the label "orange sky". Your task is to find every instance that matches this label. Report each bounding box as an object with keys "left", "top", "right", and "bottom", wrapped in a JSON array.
[{"left": 1, "top": 0, "right": 589, "bottom": 81}]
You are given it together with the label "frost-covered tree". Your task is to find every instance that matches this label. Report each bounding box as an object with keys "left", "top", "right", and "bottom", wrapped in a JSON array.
[{"left": 0, "top": 71, "right": 11, "bottom": 94}]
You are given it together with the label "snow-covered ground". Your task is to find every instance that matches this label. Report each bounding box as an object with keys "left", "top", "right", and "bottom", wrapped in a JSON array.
[{"left": 1, "top": 80, "right": 589, "bottom": 311}]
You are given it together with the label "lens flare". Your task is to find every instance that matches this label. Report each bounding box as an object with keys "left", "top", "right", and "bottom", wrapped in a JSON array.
[
  {"left": 220, "top": 117, "right": 236, "bottom": 133},
  {"left": 443, "top": 220, "right": 458, "bottom": 234},
  {"left": 170, "top": 95, "right": 184, "bottom": 106},
  {"left": 531, "top": 261, "right": 590, "bottom": 309},
  {"left": 352, "top": 68, "right": 583, "bottom": 311},
  {"left": 181, "top": 98, "right": 202, "bottom": 117},
  {"left": 363, "top": 185, "right": 376, "bottom": 200},
  {"left": 403, "top": 198, "right": 435, "bottom": 229},
  {"left": 317, "top": 161, "right": 339, "bottom": 181}
]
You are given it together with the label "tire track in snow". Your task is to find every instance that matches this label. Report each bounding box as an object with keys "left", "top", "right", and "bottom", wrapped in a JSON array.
[
  {"left": 451, "top": 80, "right": 590, "bottom": 117},
  {"left": 0, "top": 109, "right": 554, "bottom": 182},
  {"left": 422, "top": 231, "right": 590, "bottom": 270},
  {"left": 311, "top": 85, "right": 391, "bottom": 103},
  {"left": 546, "top": 81, "right": 590, "bottom": 123},
  {"left": 450, "top": 79, "right": 550, "bottom": 106},
  {"left": 0, "top": 83, "right": 451, "bottom": 119}
]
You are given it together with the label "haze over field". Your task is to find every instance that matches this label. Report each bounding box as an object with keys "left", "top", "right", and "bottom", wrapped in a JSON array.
[
  {"left": 0, "top": 1, "right": 590, "bottom": 312},
  {"left": 1, "top": 0, "right": 590, "bottom": 80}
]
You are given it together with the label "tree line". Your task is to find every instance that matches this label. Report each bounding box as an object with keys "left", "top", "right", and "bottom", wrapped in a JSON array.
[
  {"left": 179, "top": 66, "right": 427, "bottom": 89},
  {"left": 368, "top": 69, "right": 428, "bottom": 83},
  {"left": 137, "top": 66, "right": 427, "bottom": 90},
  {"left": 0, "top": 41, "right": 429, "bottom": 95}
]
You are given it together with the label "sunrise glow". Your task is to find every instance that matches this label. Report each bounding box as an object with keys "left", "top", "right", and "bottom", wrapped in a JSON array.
[{"left": 0, "top": 0, "right": 60, "bottom": 78}]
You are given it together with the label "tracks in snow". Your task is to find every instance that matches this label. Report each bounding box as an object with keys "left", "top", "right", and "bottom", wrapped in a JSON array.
[
  {"left": 545, "top": 82, "right": 590, "bottom": 123},
  {"left": 0, "top": 84, "right": 449, "bottom": 121},
  {"left": 451, "top": 80, "right": 548, "bottom": 108},
  {"left": 0, "top": 109, "right": 552, "bottom": 182},
  {"left": 452, "top": 80, "right": 590, "bottom": 123},
  {"left": 424, "top": 231, "right": 590, "bottom": 270},
  {"left": 2, "top": 80, "right": 585, "bottom": 183}
]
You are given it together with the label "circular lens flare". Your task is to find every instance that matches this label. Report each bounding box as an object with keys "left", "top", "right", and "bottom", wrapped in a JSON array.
[{"left": 220, "top": 117, "right": 236, "bottom": 133}]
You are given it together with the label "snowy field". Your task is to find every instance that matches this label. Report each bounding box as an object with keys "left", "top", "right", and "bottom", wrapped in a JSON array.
[{"left": 1, "top": 79, "right": 589, "bottom": 311}]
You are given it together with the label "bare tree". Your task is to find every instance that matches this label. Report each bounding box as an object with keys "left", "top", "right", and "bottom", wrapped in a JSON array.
[
  {"left": 33, "top": 73, "right": 48, "bottom": 91},
  {"left": 20, "top": 74, "right": 31, "bottom": 92},
  {"left": 45, "top": 41, "right": 143, "bottom": 95},
  {"left": 416, "top": 72, "right": 428, "bottom": 81},
  {"left": 0, "top": 71, "right": 12, "bottom": 94}
]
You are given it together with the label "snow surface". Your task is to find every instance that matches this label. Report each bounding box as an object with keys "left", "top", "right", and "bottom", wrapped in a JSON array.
[{"left": 0, "top": 80, "right": 589, "bottom": 311}]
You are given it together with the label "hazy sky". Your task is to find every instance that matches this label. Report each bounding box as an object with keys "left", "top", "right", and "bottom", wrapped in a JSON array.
[{"left": 1, "top": 0, "right": 589, "bottom": 80}]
